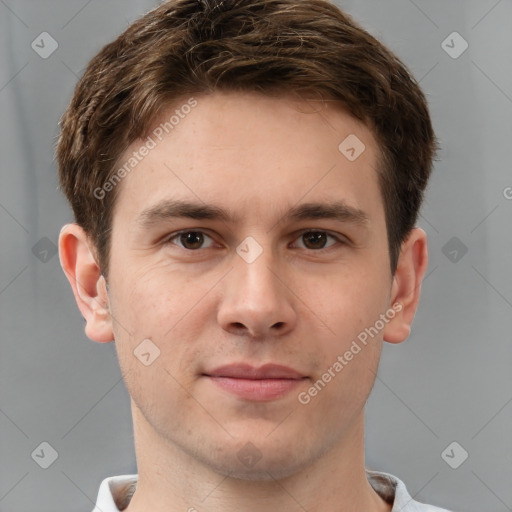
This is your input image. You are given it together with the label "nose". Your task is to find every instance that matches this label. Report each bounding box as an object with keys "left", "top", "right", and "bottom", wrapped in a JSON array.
[{"left": 217, "top": 245, "right": 297, "bottom": 339}]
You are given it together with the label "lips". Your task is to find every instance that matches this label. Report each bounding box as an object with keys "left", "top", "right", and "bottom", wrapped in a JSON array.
[
  {"left": 203, "top": 363, "right": 307, "bottom": 401},
  {"left": 205, "top": 363, "right": 305, "bottom": 380}
]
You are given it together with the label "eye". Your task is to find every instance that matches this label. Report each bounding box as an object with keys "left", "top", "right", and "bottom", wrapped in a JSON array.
[
  {"left": 292, "top": 230, "right": 342, "bottom": 250},
  {"left": 164, "top": 229, "right": 344, "bottom": 252},
  {"left": 166, "top": 231, "right": 216, "bottom": 250}
]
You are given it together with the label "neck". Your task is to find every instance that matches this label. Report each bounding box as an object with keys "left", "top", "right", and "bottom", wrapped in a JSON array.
[{"left": 124, "top": 403, "right": 391, "bottom": 512}]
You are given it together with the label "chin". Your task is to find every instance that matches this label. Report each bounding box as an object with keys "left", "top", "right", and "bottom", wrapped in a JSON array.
[
  {"left": 213, "top": 459, "right": 308, "bottom": 482},
  {"left": 201, "top": 442, "right": 316, "bottom": 482}
]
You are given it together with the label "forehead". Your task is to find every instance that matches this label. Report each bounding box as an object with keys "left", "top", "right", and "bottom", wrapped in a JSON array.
[{"left": 111, "top": 90, "right": 384, "bottom": 227}]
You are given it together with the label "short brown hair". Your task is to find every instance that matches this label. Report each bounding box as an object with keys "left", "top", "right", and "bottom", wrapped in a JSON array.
[{"left": 56, "top": 0, "right": 438, "bottom": 277}]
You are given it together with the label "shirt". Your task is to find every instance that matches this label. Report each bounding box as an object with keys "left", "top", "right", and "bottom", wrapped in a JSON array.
[{"left": 92, "top": 470, "right": 453, "bottom": 511}]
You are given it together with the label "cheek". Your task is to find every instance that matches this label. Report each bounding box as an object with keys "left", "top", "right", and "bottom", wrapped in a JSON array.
[
  {"left": 316, "top": 268, "right": 389, "bottom": 339},
  {"left": 108, "top": 259, "right": 227, "bottom": 381},
  {"left": 305, "top": 329, "right": 383, "bottom": 422},
  {"left": 306, "top": 268, "right": 389, "bottom": 401},
  {"left": 107, "top": 268, "right": 177, "bottom": 370},
  {"left": 108, "top": 267, "right": 209, "bottom": 428},
  {"left": 111, "top": 258, "right": 209, "bottom": 334}
]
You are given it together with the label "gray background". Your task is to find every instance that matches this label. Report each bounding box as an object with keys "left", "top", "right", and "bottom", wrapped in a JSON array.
[{"left": 1, "top": 0, "right": 511, "bottom": 510}]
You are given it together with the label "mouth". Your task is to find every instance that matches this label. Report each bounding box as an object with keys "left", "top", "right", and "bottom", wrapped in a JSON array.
[{"left": 202, "top": 363, "right": 308, "bottom": 402}]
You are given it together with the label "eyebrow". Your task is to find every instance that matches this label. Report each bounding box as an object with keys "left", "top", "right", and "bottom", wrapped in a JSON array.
[{"left": 137, "top": 199, "right": 369, "bottom": 229}]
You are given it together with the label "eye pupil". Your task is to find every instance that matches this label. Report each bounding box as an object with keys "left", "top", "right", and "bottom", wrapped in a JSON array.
[
  {"left": 303, "top": 231, "right": 327, "bottom": 249},
  {"left": 181, "top": 232, "right": 204, "bottom": 249}
]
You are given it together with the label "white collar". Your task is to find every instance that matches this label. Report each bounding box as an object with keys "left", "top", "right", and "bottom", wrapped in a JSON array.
[{"left": 92, "top": 470, "right": 451, "bottom": 512}]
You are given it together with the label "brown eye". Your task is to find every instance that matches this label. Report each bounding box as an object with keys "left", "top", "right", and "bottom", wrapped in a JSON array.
[
  {"left": 180, "top": 232, "right": 204, "bottom": 249},
  {"left": 293, "top": 230, "right": 341, "bottom": 251},
  {"left": 167, "top": 231, "right": 215, "bottom": 250},
  {"left": 302, "top": 231, "right": 328, "bottom": 249}
]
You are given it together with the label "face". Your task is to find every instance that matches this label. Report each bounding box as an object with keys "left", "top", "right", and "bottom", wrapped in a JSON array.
[{"left": 92, "top": 91, "right": 400, "bottom": 479}]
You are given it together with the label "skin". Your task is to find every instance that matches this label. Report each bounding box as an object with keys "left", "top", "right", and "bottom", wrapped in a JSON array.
[{"left": 59, "top": 90, "right": 428, "bottom": 512}]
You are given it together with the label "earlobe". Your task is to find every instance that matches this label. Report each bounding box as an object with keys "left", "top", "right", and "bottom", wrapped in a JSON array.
[
  {"left": 58, "top": 224, "right": 114, "bottom": 343},
  {"left": 382, "top": 227, "right": 428, "bottom": 344}
]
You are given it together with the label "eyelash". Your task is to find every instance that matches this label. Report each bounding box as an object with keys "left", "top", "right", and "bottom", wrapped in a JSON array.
[{"left": 163, "top": 229, "right": 347, "bottom": 252}]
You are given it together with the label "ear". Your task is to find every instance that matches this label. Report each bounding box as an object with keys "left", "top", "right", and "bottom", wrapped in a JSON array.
[
  {"left": 58, "top": 223, "right": 114, "bottom": 343},
  {"left": 382, "top": 227, "right": 428, "bottom": 344}
]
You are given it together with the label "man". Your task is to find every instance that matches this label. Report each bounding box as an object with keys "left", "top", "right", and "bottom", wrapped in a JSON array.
[{"left": 56, "top": 0, "right": 451, "bottom": 510}]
